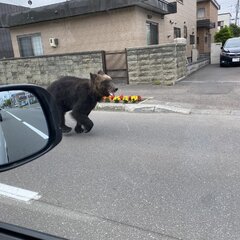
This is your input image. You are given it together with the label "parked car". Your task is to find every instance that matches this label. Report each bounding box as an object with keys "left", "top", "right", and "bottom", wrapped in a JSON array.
[{"left": 220, "top": 37, "right": 240, "bottom": 67}]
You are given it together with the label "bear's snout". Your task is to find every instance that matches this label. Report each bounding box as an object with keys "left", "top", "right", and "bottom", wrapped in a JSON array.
[{"left": 114, "top": 88, "right": 118, "bottom": 92}]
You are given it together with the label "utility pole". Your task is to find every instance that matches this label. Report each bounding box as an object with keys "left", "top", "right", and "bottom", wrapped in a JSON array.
[{"left": 236, "top": 0, "right": 240, "bottom": 25}]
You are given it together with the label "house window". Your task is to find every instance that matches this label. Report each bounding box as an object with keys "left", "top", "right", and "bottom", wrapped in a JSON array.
[
  {"left": 184, "top": 26, "right": 187, "bottom": 39},
  {"left": 146, "top": 22, "right": 159, "bottom": 45},
  {"left": 174, "top": 27, "right": 181, "bottom": 38},
  {"left": 190, "top": 35, "right": 195, "bottom": 45},
  {"left": 218, "top": 21, "right": 222, "bottom": 27},
  {"left": 17, "top": 34, "right": 43, "bottom": 57},
  {"left": 218, "top": 21, "right": 224, "bottom": 29},
  {"left": 197, "top": 8, "right": 205, "bottom": 18}
]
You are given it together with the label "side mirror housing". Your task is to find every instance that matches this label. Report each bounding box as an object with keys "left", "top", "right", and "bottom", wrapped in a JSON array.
[{"left": 0, "top": 84, "right": 62, "bottom": 172}]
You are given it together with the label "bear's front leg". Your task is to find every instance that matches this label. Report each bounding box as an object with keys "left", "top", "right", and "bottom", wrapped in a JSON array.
[
  {"left": 80, "top": 116, "right": 94, "bottom": 133},
  {"left": 71, "top": 111, "right": 94, "bottom": 133},
  {"left": 74, "top": 116, "right": 93, "bottom": 133},
  {"left": 74, "top": 123, "right": 84, "bottom": 133}
]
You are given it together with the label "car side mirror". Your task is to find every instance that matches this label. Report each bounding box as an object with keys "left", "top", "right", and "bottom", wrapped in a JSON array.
[
  {"left": 221, "top": 46, "right": 223, "bottom": 49},
  {"left": 0, "top": 84, "right": 62, "bottom": 172}
]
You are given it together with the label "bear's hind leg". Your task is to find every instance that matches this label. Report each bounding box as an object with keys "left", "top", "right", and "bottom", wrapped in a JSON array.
[
  {"left": 62, "top": 125, "right": 72, "bottom": 133},
  {"left": 58, "top": 107, "right": 72, "bottom": 133}
]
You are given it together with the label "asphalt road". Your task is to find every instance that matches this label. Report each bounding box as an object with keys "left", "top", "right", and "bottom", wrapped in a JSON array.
[
  {"left": 0, "top": 107, "right": 49, "bottom": 162},
  {"left": 0, "top": 111, "right": 239, "bottom": 240}
]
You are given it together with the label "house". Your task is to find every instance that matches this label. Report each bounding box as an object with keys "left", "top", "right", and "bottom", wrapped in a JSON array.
[
  {"left": 0, "top": 0, "right": 196, "bottom": 59},
  {"left": 0, "top": 3, "right": 29, "bottom": 59},
  {"left": 196, "top": 0, "right": 220, "bottom": 55},
  {"left": 162, "top": 0, "right": 197, "bottom": 59},
  {"left": 218, "top": 13, "right": 232, "bottom": 30}
]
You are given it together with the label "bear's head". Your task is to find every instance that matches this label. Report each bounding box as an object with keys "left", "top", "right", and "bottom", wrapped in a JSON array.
[{"left": 90, "top": 70, "right": 118, "bottom": 97}]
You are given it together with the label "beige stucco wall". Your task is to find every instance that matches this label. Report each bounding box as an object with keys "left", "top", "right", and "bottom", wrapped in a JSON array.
[
  {"left": 197, "top": 0, "right": 218, "bottom": 42},
  {"left": 164, "top": 0, "right": 197, "bottom": 58},
  {"left": 10, "top": 3, "right": 196, "bottom": 59},
  {"left": 131, "top": 0, "right": 196, "bottom": 58},
  {"left": 10, "top": 7, "right": 144, "bottom": 57},
  {"left": 209, "top": 2, "right": 218, "bottom": 42},
  {"left": 197, "top": 1, "right": 210, "bottom": 19}
]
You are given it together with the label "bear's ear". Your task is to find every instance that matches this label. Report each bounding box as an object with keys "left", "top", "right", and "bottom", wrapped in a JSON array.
[
  {"left": 90, "top": 73, "right": 97, "bottom": 85},
  {"left": 90, "top": 73, "right": 97, "bottom": 79},
  {"left": 97, "top": 70, "right": 105, "bottom": 75}
]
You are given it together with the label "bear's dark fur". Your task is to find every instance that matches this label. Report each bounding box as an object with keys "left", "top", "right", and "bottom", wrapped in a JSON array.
[{"left": 47, "top": 70, "right": 118, "bottom": 133}]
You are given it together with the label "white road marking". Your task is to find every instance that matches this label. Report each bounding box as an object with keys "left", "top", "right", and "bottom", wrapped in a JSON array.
[
  {"left": 0, "top": 183, "right": 41, "bottom": 202},
  {"left": 5, "top": 111, "right": 21, "bottom": 121},
  {"left": 23, "top": 122, "right": 49, "bottom": 140},
  {"left": 4, "top": 110, "right": 49, "bottom": 140}
]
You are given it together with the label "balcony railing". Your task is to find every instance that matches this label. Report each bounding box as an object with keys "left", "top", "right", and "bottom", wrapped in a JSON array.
[{"left": 197, "top": 19, "right": 216, "bottom": 29}]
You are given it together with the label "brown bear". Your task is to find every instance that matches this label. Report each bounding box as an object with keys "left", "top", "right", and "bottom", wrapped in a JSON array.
[{"left": 47, "top": 70, "right": 118, "bottom": 133}]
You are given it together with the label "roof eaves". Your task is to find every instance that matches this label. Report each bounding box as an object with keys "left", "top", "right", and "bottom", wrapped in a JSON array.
[
  {"left": 0, "top": 0, "right": 176, "bottom": 28},
  {"left": 218, "top": 12, "right": 232, "bottom": 17},
  {"left": 212, "top": 0, "right": 220, "bottom": 10}
]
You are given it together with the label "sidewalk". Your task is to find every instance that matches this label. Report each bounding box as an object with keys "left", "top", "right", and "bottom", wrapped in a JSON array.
[{"left": 96, "top": 65, "right": 240, "bottom": 115}]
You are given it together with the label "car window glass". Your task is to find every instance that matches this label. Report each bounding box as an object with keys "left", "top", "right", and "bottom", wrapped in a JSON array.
[
  {"left": 0, "top": 90, "right": 49, "bottom": 164},
  {"left": 224, "top": 39, "right": 240, "bottom": 48}
]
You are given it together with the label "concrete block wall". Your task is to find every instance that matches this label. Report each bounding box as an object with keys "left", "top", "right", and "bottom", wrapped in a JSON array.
[
  {"left": 127, "top": 43, "right": 187, "bottom": 85},
  {"left": 0, "top": 51, "right": 104, "bottom": 85},
  {"left": 176, "top": 44, "right": 187, "bottom": 79},
  {"left": 0, "top": 44, "right": 204, "bottom": 86}
]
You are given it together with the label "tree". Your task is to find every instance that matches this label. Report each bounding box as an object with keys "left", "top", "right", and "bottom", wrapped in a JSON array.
[
  {"left": 229, "top": 24, "right": 240, "bottom": 37},
  {"left": 214, "top": 26, "right": 233, "bottom": 45},
  {"left": 3, "top": 99, "right": 11, "bottom": 107}
]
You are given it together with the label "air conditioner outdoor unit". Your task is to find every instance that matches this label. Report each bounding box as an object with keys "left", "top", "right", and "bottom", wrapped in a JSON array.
[{"left": 49, "top": 38, "right": 58, "bottom": 48}]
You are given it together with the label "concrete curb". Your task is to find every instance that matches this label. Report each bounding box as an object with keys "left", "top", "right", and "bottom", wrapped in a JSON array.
[
  {"left": 95, "top": 103, "right": 191, "bottom": 114},
  {"left": 95, "top": 103, "right": 240, "bottom": 116},
  {"left": 191, "top": 109, "right": 240, "bottom": 116}
]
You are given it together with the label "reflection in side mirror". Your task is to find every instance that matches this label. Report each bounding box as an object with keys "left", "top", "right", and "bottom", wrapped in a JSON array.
[{"left": 0, "top": 90, "right": 49, "bottom": 164}]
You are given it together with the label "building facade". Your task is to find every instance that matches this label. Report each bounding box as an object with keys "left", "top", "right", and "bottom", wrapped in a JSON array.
[
  {"left": 218, "top": 13, "right": 232, "bottom": 30},
  {"left": 197, "top": 0, "right": 220, "bottom": 54},
  {"left": 160, "top": 0, "right": 197, "bottom": 59},
  {"left": 0, "top": 0, "right": 196, "bottom": 59}
]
